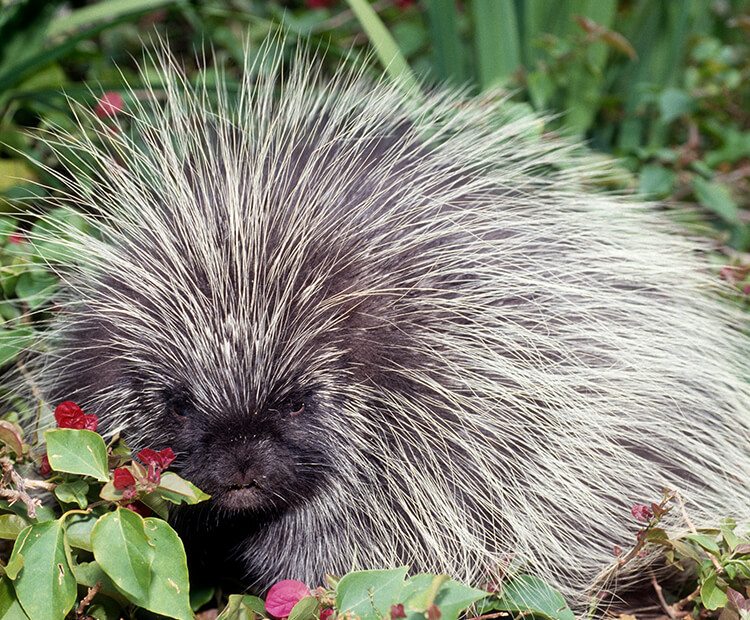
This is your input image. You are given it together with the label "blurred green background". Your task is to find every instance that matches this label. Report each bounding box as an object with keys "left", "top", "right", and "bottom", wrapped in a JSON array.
[{"left": 0, "top": 0, "right": 749, "bottom": 369}]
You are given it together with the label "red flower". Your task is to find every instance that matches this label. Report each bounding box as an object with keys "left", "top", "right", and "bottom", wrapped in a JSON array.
[
  {"left": 138, "top": 447, "right": 176, "bottom": 484},
  {"left": 631, "top": 504, "right": 653, "bottom": 522},
  {"left": 391, "top": 604, "right": 407, "bottom": 619},
  {"left": 39, "top": 454, "right": 52, "bottom": 476},
  {"left": 396, "top": 0, "right": 415, "bottom": 8},
  {"left": 138, "top": 447, "right": 176, "bottom": 469},
  {"left": 7, "top": 232, "right": 23, "bottom": 244},
  {"left": 266, "top": 580, "right": 312, "bottom": 618},
  {"left": 54, "top": 401, "right": 98, "bottom": 431},
  {"left": 94, "top": 92, "right": 125, "bottom": 119},
  {"left": 113, "top": 467, "right": 136, "bottom": 490},
  {"left": 306, "top": 0, "right": 335, "bottom": 8},
  {"left": 320, "top": 609, "right": 334, "bottom": 620}
]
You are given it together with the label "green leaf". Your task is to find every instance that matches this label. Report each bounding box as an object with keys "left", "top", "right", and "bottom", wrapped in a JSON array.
[
  {"left": 91, "top": 508, "right": 154, "bottom": 601},
  {"left": 721, "top": 520, "right": 743, "bottom": 552},
  {"left": 0, "top": 216, "right": 18, "bottom": 244},
  {"left": 190, "top": 586, "right": 216, "bottom": 612},
  {"left": 492, "top": 575, "right": 575, "bottom": 620},
  {"left": 288, "top": 595, "right": 319, "bottom": 620},
  {"left": 685, "top": 533, "right": 721, "bottom": 556},
  {"left": 0, "top": 576, "right": 29, "bottom": 620},
  {"left": 692, "top": 177, "right": 740, "bottom": 225},
  {"left": 638, "top": 165, "right": 675, "bottom": 199},
  {"left": 401, "top": 574, "right": 487, "bottom": 620},
  {"left": 0, "top": 499, "right": 57, "bottom": 523},
  {"left": 138, "top": 518, "right": 193, "bottom": 620},
  {"left": 657, "top": 88, "right": 695, "bottom": 124},
  {"left": 336, "top": 567, "right": 410, "bottom": 620},
  {"left": 700, "top": 574, "right": 728, "bottom": 610},
  {"left": 64, "top": 511, "right": 99, "bottom": 551},
  {"left": 156, "top": 471, "right": 211, "bottom": 505},
  {"left": 0, "top": 514, "right": 31, "bottom": 540},
  {"left": 54, "top": 479, "right": 90, "bottom": 509},
  {"left": 8, "top": 520, "right": 77, "bottom": 620},
  {"left": 44, "top": 428, "right": 109, "bottom": 481},
  {"left": 217, "top": 594, "right": 267, "bottom": 620},
  {"left": 0, "top": 325, "right": 34, "bottom": 367},
  {"left": 14, "top": 271, "right": 58, "bottom": 310}
]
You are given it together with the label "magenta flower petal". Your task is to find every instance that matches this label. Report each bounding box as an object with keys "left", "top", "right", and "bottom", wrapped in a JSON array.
[
  {"left": 266, "top": 580, "right": 312, "bottom": 618},
  {"left": 113, "top": 467, "right": 136, "bottom": 490}
]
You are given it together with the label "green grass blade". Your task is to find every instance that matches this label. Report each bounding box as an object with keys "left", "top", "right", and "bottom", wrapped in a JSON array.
[
  {"left": 471, "top": 0, "right": 521, "bottom": 90},
  {"left": 46, "top": 0, "right": 183, "bottom": 38},
  {"left": 344, "top": 0, "right": 421, "bottom": 94},
  {"left": 425, "top": 0, "right": 465, "bottom": 84}
]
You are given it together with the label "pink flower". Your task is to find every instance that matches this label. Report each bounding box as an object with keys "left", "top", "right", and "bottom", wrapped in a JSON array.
[
  {"left": 266, "top": 580, "right": 312, "bottom": 618},
  {"left": 306, "top": 0, "right": 335, "bottom": 7},
  {"left": 7, "top": 232, "right": 23, "bottom": 244},
  {"left": 113, "top": 467, "right": 136, "bottom": 490},
  {"left": 94, "top": 92, "right": 125, "bottom": 119},
  {"left": 391, "top": 604, "right": 406, "bottom": 619},
  {"left": 54, "top": 401, "right": 98, "bottom": 431},
  {"left": 320, "top": 609, "right": 334, "bottom": 620},
  {"left": 631, "top": 504, "right": 653, "bottom": 522}
]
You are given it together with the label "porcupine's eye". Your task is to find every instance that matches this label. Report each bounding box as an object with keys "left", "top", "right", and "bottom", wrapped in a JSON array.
[{"left": 164, "top": 388, "right": 193, "bottom": 418}]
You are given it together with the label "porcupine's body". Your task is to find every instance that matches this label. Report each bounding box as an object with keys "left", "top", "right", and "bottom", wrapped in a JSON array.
[{"left": 34, "top": 49, "right": 750, "bottom": 605}]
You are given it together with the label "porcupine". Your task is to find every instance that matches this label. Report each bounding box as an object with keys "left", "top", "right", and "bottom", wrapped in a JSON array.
[{"left": 30, "top": 45, "right": 750, "bottom": 606}]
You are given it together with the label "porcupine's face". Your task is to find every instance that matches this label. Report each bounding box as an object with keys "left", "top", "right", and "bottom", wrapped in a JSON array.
[{"left": 151, "top": 381, "right": 329, "bottom": 515}]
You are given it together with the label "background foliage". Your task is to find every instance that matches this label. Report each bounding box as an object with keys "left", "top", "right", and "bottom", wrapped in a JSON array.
[{"left": 1, "top": 0, "right": 750, "bottom": 617}]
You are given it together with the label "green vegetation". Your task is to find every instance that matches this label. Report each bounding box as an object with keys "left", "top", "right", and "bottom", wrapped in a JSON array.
[{"left": 1, "top": 0, "right": 749, "bottom": 617}]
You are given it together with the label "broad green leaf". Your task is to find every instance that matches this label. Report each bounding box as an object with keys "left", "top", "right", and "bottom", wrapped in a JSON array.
[
  {"left": 700, "top": 574, "right": 728, "bottom": 610},
  {"left": 0, "top": 325, "right": 34, "bottom": 367},
  {"left": 0, "top": 576, "right": 29, "bottom": 620},
  {"left": 190, "top": 586, "right": 216, "bottom": 612},
  {"left": 336, "top": 567, "right": 410, "bottom": 620},
  {"left": 0, "top": 216, "right": 18, "bottom": 244},
  {"left": 71, "top": 558, "right": 121, "bottom": 596},
  {"left": 638, "top": 165, "right": 675, "bottom": 199},
  {"left": 91, "top": 507, "right": 154, "bottom": 601},
  {"left": 8, "top": 520, "right": 77, "bottom": 620},
  {"left": 288, "top": 595, "right": 319, "bottom": 620},
  {"left": 492, "top": 575, "right": 575, "bottom": 620},
  {"left": 45, "top": 428, "right": 109, "bottom": 481},
  {"left": 14, "top": 271, "right": 58, "bottom": 310},
  {"left": 401, "top": 574, "right": 487, "bottom": 620},
  {"left": 54, "top": 479, "right": 89, "bottom": 509},
  {"left": 685, "top": 533, "right": 721, "bottom": 555},
  {"left": 721, "top": 520, "right": 743, "bottom": 552},
  {"left": 0, "top": 499, "right": 57, "bottom": 523},
  {"left": 692, "top": 177, "right": 740, "bottom": 225},
  {"left": 657, "top": 88, "right": 695, "bottom": 124},
  {"left": 138, "top": 518, "right": 193, "bottom": 620},
  {"left": 0, "top": 514, "right": 30, "bottom": 540},
  {"left": 156, "top": 472, "right": 211, "bottom": 505},
  {"left": 64, "top": 511, "right": 100, "bottom": 551},
  {"left": 217, "top": 594, "right": 266, "bottom": 620}
]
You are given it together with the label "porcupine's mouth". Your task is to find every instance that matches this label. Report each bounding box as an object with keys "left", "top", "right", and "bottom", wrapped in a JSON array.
[{"left": 219, "top": 481, "right": 269, "bottom": 511}]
